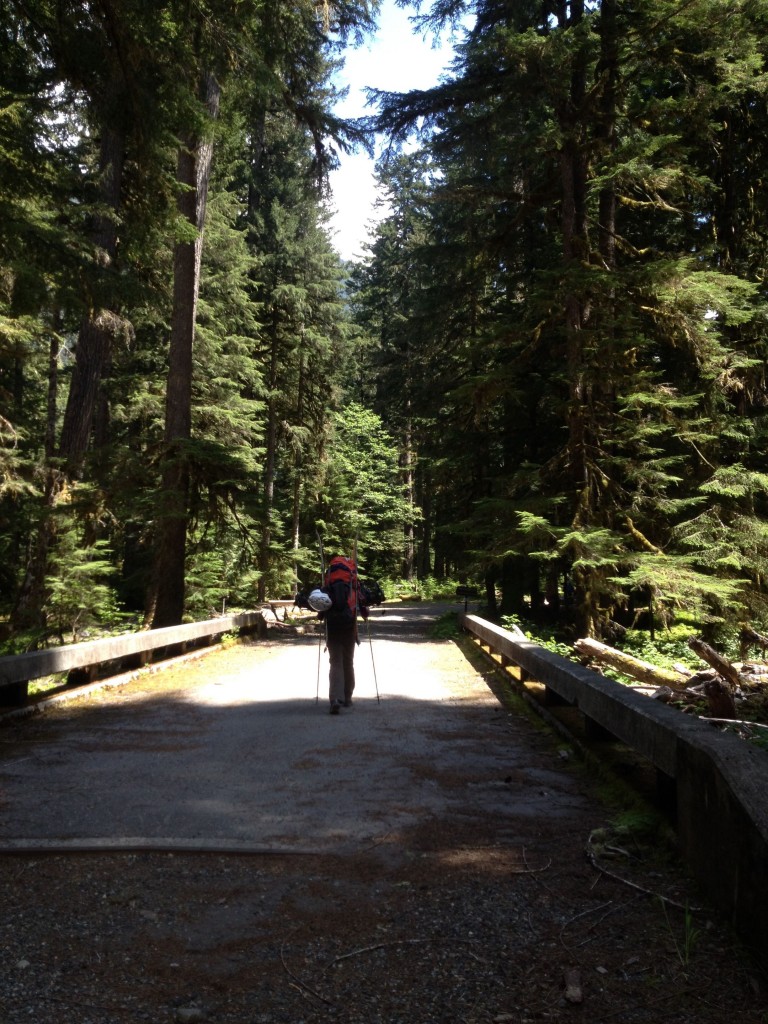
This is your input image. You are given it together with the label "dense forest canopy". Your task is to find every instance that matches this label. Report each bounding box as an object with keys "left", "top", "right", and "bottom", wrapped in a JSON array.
[
  {"left": 1, "top": 0, "right": 768, "bottom": 651},
  {"left": 355, "top": 0, "right": 768, "bottom": 638}
]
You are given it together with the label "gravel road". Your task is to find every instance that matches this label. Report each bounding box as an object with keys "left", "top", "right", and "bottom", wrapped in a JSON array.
[{"left": 1, "top": 604, "right": 766, "bottom": 1023}]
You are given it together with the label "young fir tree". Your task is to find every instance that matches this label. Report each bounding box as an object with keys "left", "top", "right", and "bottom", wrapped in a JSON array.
[{"left": 318, "top": 402, "right": 416, "bottom": 581}]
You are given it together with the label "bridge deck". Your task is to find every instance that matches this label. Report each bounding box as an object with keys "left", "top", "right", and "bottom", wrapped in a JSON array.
[{"left": 0, "top": 604, "right": 591, "bottom": 852}]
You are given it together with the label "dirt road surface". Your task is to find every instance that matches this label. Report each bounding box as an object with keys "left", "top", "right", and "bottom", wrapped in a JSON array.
[{"left": 1, "top": 604, "right": 766, "bottom": 1023}]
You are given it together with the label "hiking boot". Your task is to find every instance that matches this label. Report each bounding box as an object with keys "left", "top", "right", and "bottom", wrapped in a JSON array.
[
  {"left": 343, "top": 699, "right": 353, "bottom": 707},
  {"left": 330, "top": 700, "right": 342, "bottom": 715}
]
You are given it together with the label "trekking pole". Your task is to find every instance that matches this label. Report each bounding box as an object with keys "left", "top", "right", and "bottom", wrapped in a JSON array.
[
  {"left": 352, "top": 529, "right": 380, "bottom": 704},
  {"left": 365, "top": 616, "right": 380, "bottom": 704},
  {"left": 352, "top": 531, "right": 360, "bottom": 648},
  {"left": 316, "top": 632, "right": 322, "bottom": 703},
  {"left": 315, "top": 528, "right": 327, "bottom": 703}
]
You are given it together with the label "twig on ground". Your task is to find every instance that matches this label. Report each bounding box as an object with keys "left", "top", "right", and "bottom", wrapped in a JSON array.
[
  {"left": 574, "top": 896, "right": 644, "bottom": 948},
  {"left": 511, "top": 846, "right": 552, "bottom": 874},
  {"left": 324, "top": 937, "right": 482, "bottom": 972},
  {"left": 559, "top": 899, "right": 615, "bottom": 945},
  {"left": 700, "top": 717, "right": 768, "bottom": 731},
  {"left": 586, "top": 835, "right": 701, "bottom": 912},
  {"left": 523, "top": 847, "right": 555, "bottom": 894},
  {"left": 280, "top": 940, "right": 335, "bottom": 1007},
  {"left": 363, "top": 830, "right": 393, "bottom": 849}
]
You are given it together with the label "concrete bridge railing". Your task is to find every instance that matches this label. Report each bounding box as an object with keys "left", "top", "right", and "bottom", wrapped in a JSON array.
[
  {"left": 461, "top": 612, "right": 768, "bottom": 957},
  {"left": 0, "top": 610, "right": 268, "bottom": 707}
]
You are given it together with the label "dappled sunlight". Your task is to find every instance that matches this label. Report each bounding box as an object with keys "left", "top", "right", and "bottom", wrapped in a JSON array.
[{"left": 429, "top": 845, "right": 534, "bottom": 876}]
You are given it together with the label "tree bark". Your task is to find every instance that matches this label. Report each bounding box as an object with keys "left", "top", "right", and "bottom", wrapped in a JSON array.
[
  {"left": 557, "top": 0, "right": 594, "bottom": 637},
  {"left": 688, "top": 636, "right": 744, "bottom": 691},
  {"left": 257, "top": 327, "right": 279, "bottom": 604},
  {"left": 703, "top": 676, "right": 737, "bottom": 719},
  {"left": 291, "top": 347, "right": 306, "bottom": 590},
  {"left": 484, "top": 566, "right": 498, "bottom": 619},
  {"left": 416, "top": 462, "right": 432, "bottom": 578},
  {"left": 59, "top": 125, "right": 125, "bottom": 475},
  {"left": 597, "top": 0, "right": 618, "bottom": 271},
  {"left": 151, "top": 70, "right": 221, "bottom": 628},
  {"left": 402, "top": 414, "right": 415, "bottom": 580}
]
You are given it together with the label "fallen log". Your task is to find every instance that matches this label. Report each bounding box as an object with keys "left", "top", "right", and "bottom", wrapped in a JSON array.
[
  {"left": 740, "top": 624, "right": 768, "bottom": 654},
  {"left": 573, "top": 638, "right": 689, "bottom": 689},
  {"left": 688, "top": 637, "right": 746, "bottom": 691},
  {"left": 681, "top": 668, "right": 718, "bottom": 689},
  {"left": 740, "top": 662, "right": 768, "bottom": 680},
  {"left": 651, "top": 685, "right": 703, "bottom": 707}
]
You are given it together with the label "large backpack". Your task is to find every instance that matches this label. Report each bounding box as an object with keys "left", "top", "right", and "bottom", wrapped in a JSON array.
[{"left": 323, "top": 556, "right": 358, "bottom": 631}]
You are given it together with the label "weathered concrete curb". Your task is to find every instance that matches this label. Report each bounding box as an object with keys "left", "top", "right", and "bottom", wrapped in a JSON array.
[
  {"left": 0, "top": 838, "right": 321, "bottom": 856},
  {"left": 0, "top": 611, "right": 265, "bottom": 705},
  {"left": 461, "top": 613, "right": 768, "bottom": 955},
  {"left": 0, "top": 641, "right": 225, "bottom": 723}
]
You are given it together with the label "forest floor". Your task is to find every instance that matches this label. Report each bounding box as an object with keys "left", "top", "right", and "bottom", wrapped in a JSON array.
[{"left": 1, "top": 607, "right": 767, "bottom": 1024}]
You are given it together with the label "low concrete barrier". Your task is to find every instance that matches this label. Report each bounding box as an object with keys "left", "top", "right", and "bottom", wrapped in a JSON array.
[
  {"left": 461, "top": 613, "right": 768, "bottom": 956},
  {"left": 0, "top": 611, "right": 265, "bottom": 706}
]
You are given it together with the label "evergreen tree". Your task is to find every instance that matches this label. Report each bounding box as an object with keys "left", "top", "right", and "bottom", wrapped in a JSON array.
[
  {"left": 319, "top": 402, "right": 416, "bottom": 580},
  {"left": 359, "top": 0, "right": 768, "bottom": 635},
  {"left": 1, "top": 0, "right": 380, "bottom": 643},
  {"left": 151, "top": 0, "right": 379, "bottom": 623}
]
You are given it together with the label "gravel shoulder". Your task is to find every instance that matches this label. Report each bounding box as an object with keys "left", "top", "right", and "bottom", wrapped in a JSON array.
[{"left": 1, "top": 605, "right": 766, "bottom": 1023}]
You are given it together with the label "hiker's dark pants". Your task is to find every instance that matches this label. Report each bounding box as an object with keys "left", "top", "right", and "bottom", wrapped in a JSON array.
[{"left": 327, "top": 627, "right": 356, "bottom": 705}]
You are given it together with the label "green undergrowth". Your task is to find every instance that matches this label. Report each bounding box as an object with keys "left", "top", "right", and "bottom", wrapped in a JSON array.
[
  {"left": 430, "top": 612, "right": 461, "bottom": 639},
  {"left": 381, "top": 576, "right": 462, "bottom": 602},
  {"left": 589, "top": 806, "right": 681, "bottom": 875},
  {"left": 499, "top": 614, "right": 768, "bottom": 752},
  {"left": 500, "top": 612, "right": 751, "bottom": 680}
]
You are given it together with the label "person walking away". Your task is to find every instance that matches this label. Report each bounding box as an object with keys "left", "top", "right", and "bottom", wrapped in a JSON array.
[{"left": 311, "top": 555, "right": 368, "bottom": 714}]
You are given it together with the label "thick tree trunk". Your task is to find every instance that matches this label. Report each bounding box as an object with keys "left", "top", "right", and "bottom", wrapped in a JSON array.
[
  {"left": 499, "top": 555, "right": 531, "bottom": 617},
  {"left": 59, "top": 309, "right": 122, "bottom": 469},
  {"left": 45, "top": 312, "right": 61, "bottom": 459},
  {"left": 10, "top": 471, "right": 62, "bottom": 637},
  {"left": 402, "top": 415, "right": 415, "bottom": 581},
  {"left": 10, "top": 319, "right": 64, "bottom": 636},
  {"left": 151, "top": 71, "right": 221, "bottom": 628},
  {"left": 291, "top": 349, "right": 306, "bottom": 590},
  {"left": 59, "top": 125, "right": 125, "bottom": 475},
  {"left": 257, "top": 332, "right": 279, "bottom": 604},
  {"left": 557, "top": 0, "right": 596, "bottom": 638},
  {"left": 416, "top": 461, "right": 432, "bottom": 577},
  {"left": 10, "top": 316, "right": 63, "bottom": 633},
  {"left": 484, "top": 567, "right": 498, "bottom": 618},
  {"left": 597, "top": 0, "right": 618, "bottom": 271}
]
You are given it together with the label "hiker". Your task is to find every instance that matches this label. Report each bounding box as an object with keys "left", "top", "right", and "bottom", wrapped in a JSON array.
[{"left": 309, "top": 555, "right": 369, "bottom": 714}]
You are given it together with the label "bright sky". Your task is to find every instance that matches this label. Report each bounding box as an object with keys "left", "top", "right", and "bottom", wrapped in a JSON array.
[{"left": 327, "top": 1, "right": 464, "bottom": 262}]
